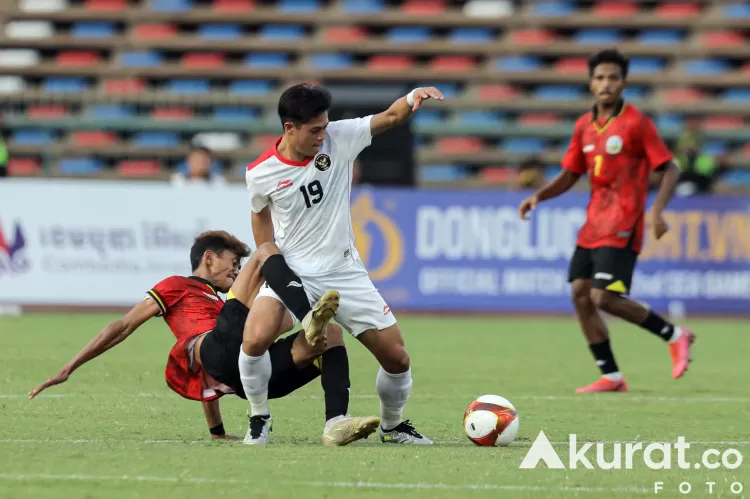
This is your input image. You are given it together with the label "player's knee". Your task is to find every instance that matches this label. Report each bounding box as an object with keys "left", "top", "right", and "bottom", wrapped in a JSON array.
[
  {"left": 242, "top": 323, "right": 276, "bottom": 356},
  {"left": 590, "top": 288, "right": 615, "bottom": 313},
  {"left": 571, "top": 280, "right": 592, "bottom": 308},
  {"left": 254, "top": 242, "right": 281, "bottom": 266},
  {"left": 325, "top": 324, "right": 345, "bottom": 348},
  {"left": 381, "top": 348, "right": 410, "bottom": 374}
]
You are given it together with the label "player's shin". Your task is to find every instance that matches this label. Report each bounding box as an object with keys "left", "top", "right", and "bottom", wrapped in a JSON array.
[
  {"left": 319, "top": 346, "right": 350, "bottom": 423},
  {"left": 261, "top": 254, "right": 312, "bottom": 322},
  {"left": 238, "top": 349, "right": 271, "bottom": 417},
  {"left": 376, "top": 366, "right": 412, "bottom": 430}
]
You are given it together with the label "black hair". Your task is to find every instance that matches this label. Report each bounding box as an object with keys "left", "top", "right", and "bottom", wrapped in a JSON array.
[
  {"left": 190, "top": 230, "right": 250, "bottom": 271},
  {"left": 189, "top": 145, "right": 212, "bottom": 157},
  {"left": 277, "top": 83, "right": 332, "bottom": 126},
  {"left": 588, "top": 49, "right": 629, "bottom": 79}
]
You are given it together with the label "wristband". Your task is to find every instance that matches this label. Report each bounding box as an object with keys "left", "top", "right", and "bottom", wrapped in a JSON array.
[
  {"left": 406, "top": 89, "right": 417, "bottom": 107},
  {"left": 209, "top": 423, "right": 225, "bottom": 436}
]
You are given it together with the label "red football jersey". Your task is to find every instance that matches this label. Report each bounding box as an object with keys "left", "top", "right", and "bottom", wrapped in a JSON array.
[
  {"left": 147, "top": 276, "right": 224, "bottom": 401},
  {"left": 561, "top": 102, "right": 673, "bottom": 252}
]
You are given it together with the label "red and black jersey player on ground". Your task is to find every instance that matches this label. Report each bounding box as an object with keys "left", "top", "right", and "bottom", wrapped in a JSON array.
[{"left": 518, "top": 49, "right": 695, "bottom": 393}]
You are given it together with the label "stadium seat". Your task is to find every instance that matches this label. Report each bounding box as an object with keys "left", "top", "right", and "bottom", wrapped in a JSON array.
[
  {"left": 700, "top": 32, "right": 745, "bottom": 48},
  {"left": 59, "top": 158, "right": 103, "bottom": 175},
  {"left": 417, "top": 82, "right": 459, "bottom": 98},
  {"left": 518, "top": 113, "right": 561, "bottom": 126},
  {"left": 502, "top": 138, "right": 545, "bottom": 154},
  {"left": 212, "top": 0, "right": 254, "bottom": 12},
  {"left": 663, "top": 88, "right": 704, "bottom": 104},
  {"left": 637, "top": 30, "right": 684, "bottom": 45},
  {"left": 496, "top": 56, "right": 541, "bottom": 72},
  {"left": 368, "top": 55, "right": 414, "bottom": 70},
  {"left": 168, "top": 79, "right": 210, "bottom": 94},
  {"left": 89, "top": 104, "right": 135, "bottom": 119},
  {"left": 103, "top": 78, "right": 145, "bottom": 94},
  {"left": 85, "top": 0, "right": 125, "bottom": 10},
  {"left": 193, "top": 132, "right": 241, "bottom": 151},
  {"left": 199, "top": 24, "right": 242, "bottom": 40},
  {"left": 723, "top": 89, "right": 750, "bottom": 104},
  {"left": 450, "top": 28, "right": 493, "bottom": 44},
  {"left": 532, "top": 2, "right": 574, "bottom": 16},
  {"left": 437, "top": 137, "right": 483, "bottom": 154},
  {"left": 510, "top": 30, "right": 555, "bottom": 46},
  {"left": 702, "top": 116, "right": 744, "bottom": 130},
  {"left": 251, "top": 134, "right": 279, "bottom": 150},
  {"left": 133, "top": 24, "right": 177, "bottom": 40},
  {"left": 229, "top": 80, "right": 273, "bottom": 95},
  {"left": 278, "top": 0, "right": 320, "bottom": 12},
  {"left": 592, "top": 1, "right": 637, "bottom": 16},
  {"left": 656, "top": 114, "right": 684, "bottom": 130},
  {"left": 43, "top": 77, "right": 88, "bottom": 93},
  {"left": 421, "top": 166, "right": 468, "bottom": 182},
  {"left": 702, "top": 141, "right": 727, "bottom": 156},
  {"left": 430, "top": 56, "right": 476, "bottom": 71},
  {"left": 245, "top": 53, "right": 290, "bottom": 68},
  {"left": 628, "top": 57, "right": 665, "bottom": 73},
  {"left": 72, "top": 131, "right": 116, "bottom": 147},
  {"left": 723, "top": 3, "right": 750, "bottom": 18},
  {"left": 134, "top": 132, "right": 180, "bottom": 148},
  {"left": 655, "top": 3, "right": 700, "bottom": 17},
  {"left": 480, "top": 167, "right": 514, "bottom": 184},
  {"left": 152, "top": 107, "right": 194, "bottom": 120},
  {"left": 413, "top": 110, "right": 442, "bottom": 125},
  {"left": 742, "top": 62, "right": 750, "bottom": 75},
  {"left": 181, "top": 53, "right": 226, "bottom": 68},
  {"left": 55, "top": 51, "right": 101, "bottom": 67},
  {"left": 682, "top": 59, "right": 731, "bottom": 75},
  {"left": 118, "top": 160, "right": 163, "bottom": 178},
  {"left": 623, "top": 87, "right": 647, "bottom": 100},
  {"left": 387, "top": 27, "right": 431, "bottom": 43},
  {"left": 213, "top": 107, "right": 259, "bottom": 121},
  {"left": 20, "top": 0, "right": 67, "bottom": 12},
  {"left": 8, "top": 158, "right": 42, "bottom": 176},
  {"left": 724, "top": 170, "right": 750, "bottom": 186},
  {"left": 71, "top": 22, "right": 115, "bottom": 38},
  {"left": 121, "top": 51, "right": 162, "bottom": 67},
  {"left": 309, "top": 54, "right": 353, "bottom": 70},
  {"left": 151, "top": 0, "right": 193, "bottom": 12},
  {"left": 402, "top": 0, "right": 446, "bottom": 15},
  {"left": 0, "top": 49, "right": 39, "bottom": 67},
  {"left": 258, "top": 25, "right": 305, "bottom": 41},
  {"left": 575, "top": 29, "right": 622, "bottom": 45},
  {"left": 477, "top": 84, "right": 519, "bottom": 101},
  {"left": 28, "top": 104, "right": 68, "bottom": 118},
  {"left": 13, "top": 130, "right": 54, "bottom": 145},
  {"left": 744, "top": 143, "right": 750, "bottom": 159},
  {"left": 0, "top": 76, "right": 25, "bottom": 93},
  {"left": 5, "top": 21, "right": 53, "bottom": 38},
  {"left": 554, "top": 58, "right": 588, "bottom": 74},
  {"left": 456, "top": 111, "right": 504, "bottom": 126},
  {"left": 341, "top": 0, "right": 384, "bottom": 13},
  {"left": 535, "top": 86, "right": 583, "bottom": 101},
  {"left": 463, "top": 0, "right": 513, "bottom": 18},
  {"left": 322, "top": 27, "right": 366, "bottom": 43}
]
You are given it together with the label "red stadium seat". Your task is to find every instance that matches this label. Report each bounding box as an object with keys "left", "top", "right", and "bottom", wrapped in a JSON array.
[
  {"left": 85, "top": 0, "right": 127, "bottom": 11},
  {"left": 152, "top": 107, "right": 194, "bottom": 120},
  {"left": 663, "top": 88, "right": 704, "bottom": 104},
  {"left": 518, "top": 113, "right": 562, "bottom": 126},
  {"left": 28, "top": 104, "right": 68, "bottom": 118},
  {"left": 72, "top": 131, "right": 116, "bottom": 147},
  {"left": 133, "top": 24, "right": 177, "bottom": 40},
  {"left": 655, "top": 2, "right": 701, "bottom": 17},
  {"left": 367, "top": 55, "right": 414, "bottom": 70},
  {"left": 7, "top": 158, "right": 42, "bottom": 176},
  {"left": 510, "top": 30, "right": 556, "bottom": 46},
  {"left": 592, "top": 1, "right": 637, "bottom": 16},
  {"left": 118, "top": 160, "right": 162, "bottom": 178},
  {"left": 251, "top": 134, "right": 278, "bottom": 150},
  {"left": 742, "top": 62, "right": 750, "bottom": 75},
  {"left": 212, "top": 0, "right": 255, "bottom": 12},
  {"left": 103, "top": 78, "right": 146, "bottom": 94},
  {"left": 56, "top": 51, "right": 101, "bottom": 67},
  {"left": 702, "top": 116, "right": 744, "bottom": 130},
  {"left": 430, "top": 56, "right": 476, "bottom": 72},
  {"left": 322, "top": 27, "right": 367, "bottom": 43},
  {"left": 402, "top": 0, "right": 446, "bottom": 15},
  {"left": 480, "top": 167, "right": 514, "bottom": 184},
  {"left": 181, "top": 53, "right": 226, "bottom": 68},
  {"left": 477, "top": 85, "right": 519, "bottom": 101},
  {"left": 743, "top": 143, "right": 750, "bottom": 159},
  {"left": 700, "top": 31, "right": 744, "bottom": 48},
  {"left": 554, "top": 58, "right": 588, "bottom": 74},
  {"left": 437, "top": 137, "right": 484, "bottom": 154}
]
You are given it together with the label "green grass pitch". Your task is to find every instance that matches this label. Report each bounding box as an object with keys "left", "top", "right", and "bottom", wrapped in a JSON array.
[{"left": 1, "top": 313, "right": 748, "bottom": 498}]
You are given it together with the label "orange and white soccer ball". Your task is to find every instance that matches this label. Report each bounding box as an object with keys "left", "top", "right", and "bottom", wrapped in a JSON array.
[{"left": 463, "top": 394, "right": 519, "bottom": 447}]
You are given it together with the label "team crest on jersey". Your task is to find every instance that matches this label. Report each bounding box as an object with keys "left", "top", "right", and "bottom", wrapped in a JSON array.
[
  {"left": 605, "top": 135, "right": 623, "bottom": 155},
  {"left": 314, "top": 154, "right": 332, "bottom": 172}
]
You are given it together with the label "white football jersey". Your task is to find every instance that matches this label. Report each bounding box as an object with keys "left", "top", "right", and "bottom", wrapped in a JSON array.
[{"left": 246, "top": 116, "right": 372, "bottom": 276}]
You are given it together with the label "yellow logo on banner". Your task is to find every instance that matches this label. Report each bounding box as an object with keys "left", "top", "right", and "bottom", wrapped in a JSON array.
[{"left": 351, "top": 192, "right": 404, "bottom": 280}]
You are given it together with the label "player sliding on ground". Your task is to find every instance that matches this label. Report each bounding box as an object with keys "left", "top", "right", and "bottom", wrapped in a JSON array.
[
  {"left": 240, "top": 83, "right": 444, "bottom": 444},
  {"left": 518, "top": 49, "right": 695, "bottom": 393},
  {"left": 29, "top": 231, "right": 379, "bottom": 446}
]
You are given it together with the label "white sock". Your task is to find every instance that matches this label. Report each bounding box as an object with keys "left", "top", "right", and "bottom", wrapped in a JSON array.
[
  {"left": 238, "top": 350, "right": 271, "bottom": 417},
  {"left": 604, "top": 372, "right": 623, "bottom": 382},
  {"left": 668, "top": 326, "right": 683, "bottom": 344},
  {"left": 376, "top": 367, "right": 412, "bottom": 430}
]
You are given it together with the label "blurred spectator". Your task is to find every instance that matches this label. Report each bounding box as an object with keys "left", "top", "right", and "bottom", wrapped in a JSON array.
[
  {"left": 673, "top": 116, "right": 724, "bottom": 196},
  {"left": 515, "top": 157, "right": 545, "bottom": 190},
  {"left": 171, "top": 146, "right": 225, "bottom": 187}
]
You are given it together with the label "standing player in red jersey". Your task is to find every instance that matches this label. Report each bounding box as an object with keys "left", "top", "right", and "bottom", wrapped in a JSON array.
[
  {"left": 28, "top": 231, "right": 379, "bottom": 445},
  {"left": 518, "top": 49, "right": 695, "bottom": 393}
]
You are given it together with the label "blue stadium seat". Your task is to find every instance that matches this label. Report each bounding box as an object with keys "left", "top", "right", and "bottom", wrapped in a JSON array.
[
  {"left": 43, "top": 77, "right": 87, "bottom": 93},
  {"left": 502, "top": 138, "right": 545, "bottom": 154},
  {"left": 213, "top": 107, "right": 259, "bottom": 121},
  {"left": 244, "top": 53, "right": 290, "bottom": 68},
  {"left": 229, "top": 80, "right": 273, "bottom": 95},
  {"left": 723, "top": 3, "right": 750, "bottom": 18},
  {"left": 457, "top": 111, "right": 505, "bottom": 125},
  {"left": 168, "top": 79, "right": 210, "bottom": 94},
  {"left": 623, "top": 87, "right": 647, "bottom": 100},
  {"left": 341, "top": 0, "right": 384, "bottom": 13},
  {"left": 723, "top": 170, "right": 750, "bottom": 186},
  {"left": 387, "top": 27, "right": 431, "bottom": 43},
  {"left": 278, "top": 0, "right": 320, "bottom": 12},
  {"left": 416, "top": 82, "right": 459, "bottom": 98},
  {"left": 682, "top": 59, "right": 731, "bottom": 75},
  {"left": 628, "top": 57, "right": 665, "bottom": 73},
  {"left": 637, "top": 30, "right": 684, "bottom": 45},
  {"left": 450, "top": 28, "right": 493, "bottom": 44},
  {"left": 309, "top": 54, "right": 353, "bottom": 69},
  {"left": 535, "top": 85, "right": 583, "bottom": 101},
  {"left": 656, "top": 114, "right": 684, "bottom": 130},
  {"left": 89, "top": 104, "right": 135, "bottom": 119},
  {"left": 413, "top": 110, "right": 442, "bottom": 125},
  {"left": 574, "top": 29, "right": 622, "bottom": 45},
  {"left": 134, "top": 132, "right": 179, "bottom": 147},
  {"left": 496, "top": 56, "right": 541, "bottom": 72},
  {"left": 545, "top": 166, "right": 562, "bottom": 181},
  {"left": 258, "top": 25, "right": 305, "bottom": 41},
  {"left": 71, "top": 22, "right": 116, "bottom": 38},
  {"left": 151, "top": 0, "right": 193, "bottom": 12},
  {"left": 121, "top": 51, "right": 162, "bottom": 67},
  {"left": 532, "top": 2, "right": 574, "bottom": 16},
  {"left": 199, "top": 24, "right": 241, "bottom": 40},
  {"left": 702, "top": 141, "right": 727, "bottom": 156},
  {"left": 421, "top": 165, "right": 468, "bottom": 182},
  {"left": 59, "top": 158, "right": 103, "bottom": 175},
  {"left": 723, "top": 89, "right": 750, "bottom": 103},
  {"left": 13, "top": 129, "right": 53, "bottom": 145}
]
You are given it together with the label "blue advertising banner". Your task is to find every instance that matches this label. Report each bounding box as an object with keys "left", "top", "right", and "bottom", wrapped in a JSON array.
[{"left": 350, "top": 188, "right": 750, "bottom": 314}]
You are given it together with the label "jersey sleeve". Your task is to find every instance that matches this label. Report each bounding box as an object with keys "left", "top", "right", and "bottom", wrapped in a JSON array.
[
  {"left": 561, "top": 120, "right": 586, "bottom": 175},
  {"left": 147, "top": 277, "right": 183, "bottom": 316},
  {"left": 327, "top": 116, "right": 373, "bottom": 160},
  {"left": 246, "top": 174, "right": 270, "bottom": 214},
  {"left": 640, "top": 117, "right": 673, "bottom": 170}
]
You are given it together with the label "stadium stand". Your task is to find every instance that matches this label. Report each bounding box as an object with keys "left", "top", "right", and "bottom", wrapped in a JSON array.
[{"left": 0, "top": 0, "right": 748, "bottom": 190}]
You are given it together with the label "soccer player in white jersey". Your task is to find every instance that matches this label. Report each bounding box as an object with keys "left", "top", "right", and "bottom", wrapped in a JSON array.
[{"left": 240, "top": 83, "right": 444, "bottom": 445}]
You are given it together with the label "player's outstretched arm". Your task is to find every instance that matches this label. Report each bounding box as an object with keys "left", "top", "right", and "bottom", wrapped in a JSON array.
[
  {"left": 370, "top": 87, "right": 444, "bottom": 136},
  {"left": 649, "top": 161, "right": 680, "bottom": 240},
  {"left": 518, "top": 170, "right": 581, "bottom": 220},
  {"left": 251, "top": 206, "right": 274, "bottom": 247},
  {"left": 27, "top": 299, "right": 160, "bottom": 399}
]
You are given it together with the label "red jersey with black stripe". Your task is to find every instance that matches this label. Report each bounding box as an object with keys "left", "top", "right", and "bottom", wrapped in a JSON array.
[
  {"left": 561, "top": 101, "right": 673, "bottom": 253},
  {"left": 147, "top": 276, "right": 224, "bottom": 401}
]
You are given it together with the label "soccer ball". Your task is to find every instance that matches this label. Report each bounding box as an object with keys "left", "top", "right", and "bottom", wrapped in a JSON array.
[{"left": 463, "top": 394, "right": 519, "bottom": 447}]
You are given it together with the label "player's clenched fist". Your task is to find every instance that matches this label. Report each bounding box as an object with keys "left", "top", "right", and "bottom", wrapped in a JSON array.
[
  {"left": 518, "top": 195, "right": 538, "bottom": 220},
  {"left": 407, "top": 87, "right": 445, "bottom": 111},
  {"left": 650, "top": 212, "right": 669, "bottom": 240}
]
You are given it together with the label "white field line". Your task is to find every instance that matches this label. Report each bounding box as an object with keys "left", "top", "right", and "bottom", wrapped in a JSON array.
[{"left": 0, "top": 472, "right": 651, "bottom": 495}]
